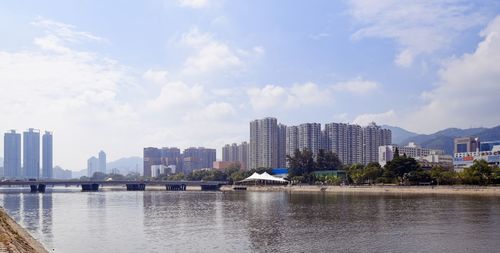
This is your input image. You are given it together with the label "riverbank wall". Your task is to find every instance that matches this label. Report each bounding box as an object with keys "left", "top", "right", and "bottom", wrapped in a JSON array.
[
  {"left": 221, "top": 185, "right": 500, "bottom": 195},
  {"left": 0, "top": 208, "right": 47, "bottom": 253}
]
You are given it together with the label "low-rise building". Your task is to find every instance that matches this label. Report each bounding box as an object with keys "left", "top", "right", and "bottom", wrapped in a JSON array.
[
  {"left": 379, "top": 143, "right": 444, "bottom": 167},
  {"left": 453, "top": 137, "right": 500, "bottom": 171},
  {"left": 213, "top": 161, "right": 240, "bottom": 170}
]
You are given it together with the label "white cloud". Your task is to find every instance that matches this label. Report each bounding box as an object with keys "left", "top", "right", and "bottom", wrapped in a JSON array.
[
  {"left": 352, "top": 110, "right": 396, "bottom": 126},
  {"left": 178, "top": 0, "right": 210, "bottom": 8},
  {"left": 247, "top": 82, "right": 331, "bottom": 110},
  {"left": 332, "top": 77, "right": 379, "bottom": 94},
  {"left": 143, "top": 69, "right": 168, "bottom": 83},
  {"left": 180, "top": 27, "right": 261, "bottom": 75},
  {"left": 347, "top": 0, "right": 488, "bottom": 67},
  {"left": 0, "top": 19, "right": 141, "bottom": 170},
  {"left": 406, "top": 15, "right": 500, "bottom": 132},
  {"left": 147, "top": 81, "right": 204, "bottom": 110},
  {"left": 184, "top": 102, "right": 235, "bottom": 121}
]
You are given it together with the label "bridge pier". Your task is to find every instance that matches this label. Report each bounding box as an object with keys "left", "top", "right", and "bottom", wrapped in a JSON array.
[
  {"left": 200, "top": 184, "right": 221, "bottom": 191},
  {"left": 30, "top": 184, "right": 46, "bottom": 193},
  {"left": 81, "top": 183, "right": 99, "bottom": 192},
  {"left": 37, "top": 184, "right": 46, "bottom": 193},
  {"left": 165, "top": 184, "right": 186, "bottom": 191},
  {"left": 126, "top": 184, "right": 146, "bottom": 191}
]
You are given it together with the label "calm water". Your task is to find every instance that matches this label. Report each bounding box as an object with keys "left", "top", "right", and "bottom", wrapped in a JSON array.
[{"left": 0, "top": 189, "right": 499, "bottom": 252}]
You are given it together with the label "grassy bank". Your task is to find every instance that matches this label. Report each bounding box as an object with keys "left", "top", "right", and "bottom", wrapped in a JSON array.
[
  {"left": 221, "top": 185, "right": 500, "bottom": 195},
  {"left": 0, "top": 208, "right": 47, "bottom": 253}
]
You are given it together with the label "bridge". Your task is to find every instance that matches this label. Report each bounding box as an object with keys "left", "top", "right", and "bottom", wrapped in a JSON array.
[{"left": 0, "top": 180, "right": 229, "bottom": 193}]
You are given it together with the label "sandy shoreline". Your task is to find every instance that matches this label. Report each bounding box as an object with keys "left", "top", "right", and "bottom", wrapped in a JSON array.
[
  {"left": 221, "top": 185, "right": 500, "bottom": 195},
  {"left": 0, "top": 208, "right": 48, "bottom": 253}
]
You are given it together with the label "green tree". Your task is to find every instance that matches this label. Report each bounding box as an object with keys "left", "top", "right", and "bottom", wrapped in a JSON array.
[
  {"left": 316, "top": 149, "right": 342, "bottom": 171},
  {"left": 364, "top": 162, "right": 383, "bottom": 184},
  {"left": 460, "top": 160, "right": 493, "bottom": 185},
  {"left": 429, "top": 166, "right": 458, "bottom": 185},
  {"left": 384, "top": 156, "right": 420, "bottom": 184},
  {"left": 347, "top": 164, "right": 365, "bottom": 185}
]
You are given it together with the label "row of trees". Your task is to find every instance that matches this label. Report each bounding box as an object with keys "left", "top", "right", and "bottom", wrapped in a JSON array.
[
  {"left": 287, "top": 149, "right": 342, "bottom": 183},
  {"left": 346, "top": 155, "right": 500, "bottom": 186}
]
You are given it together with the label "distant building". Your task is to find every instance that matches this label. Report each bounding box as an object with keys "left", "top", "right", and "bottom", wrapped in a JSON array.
[
  {"left": 453, "top": 137, "right": 500, "bottom": 171},
  {"left": 249, "top": 117, "right": 286, "bottom": 169},
  {"left": 87, "top": 156, "right": 99, "bottom": 177},
  {"left": 285, "top": 125, "right": 299, "bottom": 158},
  {"left": 213, "top": 161, "right": 240, "bottom": 170},
  {"left": 144, "top": 146, "right": 216, "bottom": 175},
  {"left": 4, "top": 130, "right": 21, "bottom": 178},
  {"left": 23, "top": 128, "right": 40, "bottom": 179},
  {"left": 416, "top": 154, "right": 454, "bottom": 170},
  {"left": 454, "top": 137, "right": 480, "bottom": 153},
  {"left": 161, "top": 147, "right": 183, "bottom": 171},
  {"left": 323, "top": 123, "right": 363, "bottom": 165},
  {"left": 98, "top": 150, "right": 106, "bottom": 174},
  {"left": 378, "top": 143, "right": 445, "bottom": 167},
  {"left": 363, "top": 123, "right": 392, "bottom": 164},
  {"left": 42, "top": 131, "right": 53, "bottom": 179},
  {"left": 151, "top": 164, "right": 167, "bottom": 177},
  {"left": 183, "top": 147, "right": 216, "bottom": 173},
  {"left": 298, "top": 123, "right": 322, "bottom": 155},
  {"left": 221, "top": 142, "right": 249, "bottom": 169},
  {"left": 143, "top": 147, "right": 161, "bottom": 177}
]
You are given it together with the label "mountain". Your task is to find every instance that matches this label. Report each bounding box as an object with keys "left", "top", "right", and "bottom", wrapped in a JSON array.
[
  {"left": 399, "top": 125, "right": 500, "bottom": 155},
  {"left": 382, "top": 125, "right": 418, "bottom": 144},
  {"left": 107, "top": 156, "right": 143, "bottom": 174}
]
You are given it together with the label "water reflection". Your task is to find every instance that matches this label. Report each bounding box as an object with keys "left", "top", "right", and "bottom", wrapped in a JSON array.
[{"left": 0, "top": 191, "right": 499, "bottom": 253}]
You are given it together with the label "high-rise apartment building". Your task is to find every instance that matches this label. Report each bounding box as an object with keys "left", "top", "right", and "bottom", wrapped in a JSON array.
[
  {"left": 222, "top": 143, "right": 239, "bottom": 162},
  {"left": 324, "top": 123, "right": 363, "bottom": 165},
  {"left": 143, "top": 147, "right": 161, "bottom": 177},
  {"left": 42, "top": 131, "right": 53, "bottom": 179},
  {"left": 98, "top": 150, "right": 106, "bottom": 174},
  {"left": 298, "top": 123, "right": 322, "bottom": 155},
  {"left": 249, "top": 117, "right": 286, "bottom": 169},
  {"left": 285, "top": 126, "right": 299, "bottom": 157},
  {"left": 221, "top": 141, "right": 250, "bottom": 169},
  {"left": 277, "top": 124, "right": 287, "bottom": 168},
  {"left": 160, "top": 147, "right": 183, "bottom": 171},
  {"left": 87, "top": 156, "right": 99, "bottom": 177},
  {"left": 23, "top": 128, "right": 40, "bottom": 179},
  {"left": 4, "top": 130, "right": 21, "bottom": 178},
  {"left": 362, "top": 123, "right": 392, "bottom": 164},
  {"left": 183, "top": 147, "right": 216, "bottom": 173}
]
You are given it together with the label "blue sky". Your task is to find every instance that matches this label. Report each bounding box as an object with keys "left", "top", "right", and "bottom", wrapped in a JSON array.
[{"left": 1, "top": 0, "right": 500, "bottom": 170}]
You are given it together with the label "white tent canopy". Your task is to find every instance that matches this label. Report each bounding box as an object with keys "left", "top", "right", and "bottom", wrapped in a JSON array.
[{"left": 238, "top": 172, "right": 288, "bottom": 184}]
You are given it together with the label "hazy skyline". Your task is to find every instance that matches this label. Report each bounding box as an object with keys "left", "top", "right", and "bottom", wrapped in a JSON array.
[{"left": 1, "top": 0, "right": 499, "bottom": 170}]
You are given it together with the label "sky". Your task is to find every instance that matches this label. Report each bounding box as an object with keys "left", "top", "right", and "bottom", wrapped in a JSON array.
[{"left": 1, "top": 0, "right": 500, "bottom": 170}]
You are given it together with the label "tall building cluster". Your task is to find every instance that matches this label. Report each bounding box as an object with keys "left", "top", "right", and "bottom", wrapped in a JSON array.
[
  {"left": 3, "top": 129, "right": 53, "bottom": 179},
  {"left": 143, "top": 147, "right": 216, "bottom": 177},
  {"left": 246, "top": 117, "right": 392, "bottom": 170},
  {"left": 87, "top": 150, "right": 106, "bottom": 177},
  {"left": 222, "top": 142, "right": 249, "bottom": 169}
]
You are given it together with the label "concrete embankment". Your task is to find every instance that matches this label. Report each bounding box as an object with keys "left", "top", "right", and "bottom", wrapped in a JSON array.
[
  {"left": 221, "top": 185, "right": 500, "bottom": 195},
  {"left": 0, "top": 208, "right": 47, "bottom": 253}
]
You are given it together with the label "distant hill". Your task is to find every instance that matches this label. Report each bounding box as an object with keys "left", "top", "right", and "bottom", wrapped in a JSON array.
[
  {"left": 107, "top": 156, "right": 142, "bottom": 175},
  {"left": 399, "top": 125, "right": 500, "bottom": 154},
  {"left": 382, "top": 125, "right": 418, "bottom": 144}
]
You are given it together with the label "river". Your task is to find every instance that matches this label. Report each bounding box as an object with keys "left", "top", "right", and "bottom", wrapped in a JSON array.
[{"left": 0, "top": 189, "right": 499, "bottom": 252}]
